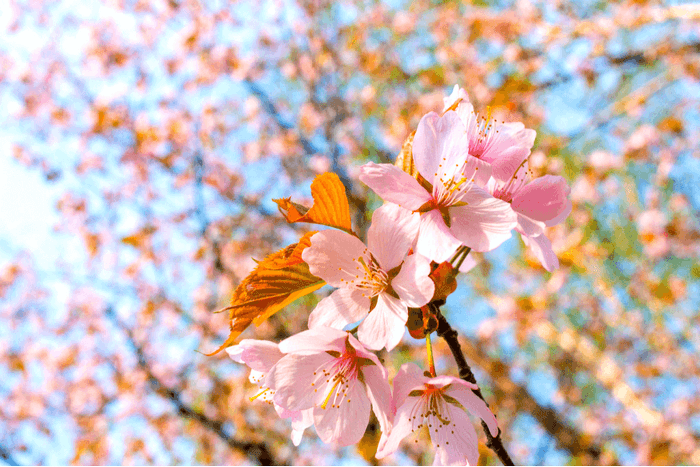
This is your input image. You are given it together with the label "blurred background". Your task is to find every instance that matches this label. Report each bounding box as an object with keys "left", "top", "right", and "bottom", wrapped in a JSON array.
[{"left": 1, "top": 0, "right": 699, "bottom": 465}]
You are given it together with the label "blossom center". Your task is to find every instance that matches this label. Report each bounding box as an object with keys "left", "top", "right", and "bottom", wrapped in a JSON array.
[
  {"left": 491, "top": 158, "right": 529, "bottom": 202},
  {"left": 469, "top": 108, "right": 501, "bottom": 159},
  {"left": 340, "top": 252, "right": 389, "bottom": 297},
  {"left": 313, "top": 349, "right": 360, "bottom": 410}
]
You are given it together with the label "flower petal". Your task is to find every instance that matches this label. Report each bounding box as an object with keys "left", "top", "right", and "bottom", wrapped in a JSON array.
[
  {"left": 376, "top": 396, "right": 422, "bottom": 459},
  {"left": 278, "top": 327, "right": 348, "bottom": 355},
  {"left": 458, "top": 254, "right": 478, "bottom": 273},
  {"left": 444, "top": 381, "right": 499, "bottom": 437},
  {"left": 301, "top": 230, "right": 369, "bottom": 287},
  {"left": 313, "top": 381, "right": 371, "bottom": 446},
  {"left": 359, "top": 162, "right": 432, "bottom": 210},
  {"left": 430, "top": 403, "right": 481, "bottom": 466},
  {"left": 449, "top": 186, "right": 517, "bottom": 252},
  {"left": 367, "top": 203, "right": 421, "bottom": 271},
  {"left": 358, "top": 293, "right": 408, "bottom": 351},
  {"left": 521, "top": 232, "right": 559, "bottom": 272},
  {"left": 488, "top": 146, "right": 530, "bottom": 184},
  {"left": 308, "top": 288, "right": 370, "bottom": 330},
  {"left": 231, "top": 340, "right": 283, "bottom": 373},
  {"left": 392, "top": 253, "right": 435, "bottom": 307},
  {"left": 267, "top": 353, "right": 335, "bottom": 411},
  {"left": 517, "top": 212, "right": 546, "bottom": 237},
  {"left": 392, "top": 363, "right": 428, "bottom": 410},
  {"left": 511, "top": 175, "right": 571, "bottom": 223},
  {"left": 413, "top": 111, "right": 469, "bottom": 183},
  {"left": 545, "top": 199, "right": 572, "bottom": 227},
  {"left": 416, "top": 210, "right": 463, "bottom": 263},
  {"left": 362, "top": 363, "right": 394, "bottom": 435},
  {"left": 290, "top": 409, "right": 314, "bottom": 446}
]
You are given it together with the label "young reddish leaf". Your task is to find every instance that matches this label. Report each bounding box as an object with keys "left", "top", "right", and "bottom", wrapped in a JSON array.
[
  {"left": 208, "top": 232, "right": 324, "bottom": 355},
  {"left": 430, "top": 261, "right": 458, "bottom": 302},
  {"left": 273, "top": 172, "right": 353, "bottom": 232}
]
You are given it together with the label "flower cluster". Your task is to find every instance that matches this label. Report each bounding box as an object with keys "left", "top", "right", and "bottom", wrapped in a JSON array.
[{"left": 225, "top": 85, "right": 571, "bottom": 464}]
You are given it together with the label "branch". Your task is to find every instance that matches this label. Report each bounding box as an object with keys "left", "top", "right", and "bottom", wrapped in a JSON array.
[
  {"left": 435, "top": 308, "right": 609, "bottom": 464},
  {"left": 0, "top": 445, "right": 19, "bottom": 467},
  {"left": 434, "top": 307, "right": 514, "bottom": 466},
  {"left": 104, "top": 307, "right": 281, "bottom": 466}
]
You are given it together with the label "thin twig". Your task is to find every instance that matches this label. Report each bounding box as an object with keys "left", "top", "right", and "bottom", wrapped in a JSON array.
[{"left": 434, "top": 306, "right": 515, "bottom": 466}]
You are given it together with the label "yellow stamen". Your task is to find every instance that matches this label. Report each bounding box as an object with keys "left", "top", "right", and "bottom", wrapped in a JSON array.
[
  {"left": 321, "top": 379, "right": 342, "bottom": 409},
  {"left": 249, "top": 388, "right": 271, "bottom": 402}
]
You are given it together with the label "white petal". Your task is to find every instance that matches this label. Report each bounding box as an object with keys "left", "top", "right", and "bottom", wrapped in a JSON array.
[
  {"left": 278, "top": 327, "right": 348, "bottom": 355},
  {"left": 267, "top": 353, "right": 334, "bottom": 411},
  {"left": 308, "top": 288, "right": 370, "bottom": 330},
  {"left": 313, "top": 381, "right": 371, "bottom": 446},
  {"left": 413, "top": 111, "right": 470, "bottom": 184},
  {"left": 392, "top": 363, "right": 428, "bottom": 410},
  {"left": 362, "top": 363, "right": 394, "bottom": 435},
  {"left": 359, "top": 162, "right": 432, "bottom": 210},
  {"left": 367, "top": 203, "right": 421, "bottom": 271},
  {"left": 444, "top": 381, "right": 499, "bottom": 437},
  {"left": 301, "top": 230, "right": 370, "bottom": 287},
  {"left": 416, "top": 210, "right": 463, "bottom": 263},
  {"left": 521, "top": 232, "right": 559, "bottom": 272},
  {"left": 392, "top": 254, "right": 435, "bottom": 307},
  {"left": 449, "top": 186, "right": 517, "bottom": 252},
  {"left": 517, "top": 212, "right": 546, "bottom": 237},
  {"left": 358, "top": 293, "right": 408, "bottom": 351},
  {"left": 376, "top": 395, "right": 423, "bottom": 459}
]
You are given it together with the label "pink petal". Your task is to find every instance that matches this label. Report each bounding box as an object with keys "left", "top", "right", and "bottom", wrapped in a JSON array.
[
  {"left": 445, "top": 381, "right": 499, "bottom": 437},
  {"left": 412, "top": 111, "right": 469, "bottom": 184},
  {"left": 391, "top": 363, "right": 428, "bottom": 410},
  {"left": 357, "top": 293, "right": 408, "bottom": 351},
  {"left": 462, "top": 154, "right": 492, "bottom": 187},
  {"left": 302, "top": 230, "right": 369, "bottom": 287},
  {"left": 487, "top": 146, "right": 530, "bottom": 184},
  {"left": 416, "top": 210, "right": 463, "bottom": 263},
  {"left": 237, "top": 340, "right": 284, "bottom": 373},
  {"left": 367, "top": 203, "right": 421, "bottom": 271},
  {"left": 359, "top": 162, "right": 432, "bottom": 210},
  {"left": 278, "top": 327, "right": 348, "bottom": 355},
  {"left": 517, "top": 212, "right": 546, "bottom": 237},
  {"left": 430, "top": 402, "right": 480, "bottom": 466},
  {"left": 545, "top": 199, "right": 572, "bottom": 227},
  {"left": 312, "top": 381, "right": 371, "bottom": 446},
  {"left": 391, "top": 253, "right": 435, "bottom": 307},
  {"left": 290, "top": 408, "right": 314, "bottom": 446},
  {"left": 376, "top": 396, "right": 422, "bottom": 459},
  {"left": 511, "top": 175, "right": 571, "bottom": 223},
  {"left": 346, "top": 334, "right": 386, "bottom": 373},
  {"left": 521, "top": 232, "right": 559, "bottom": 272},
  {"left": 449, "top": 186, "right": 517, "bottom": 252},
  {"left": 362, "top": 363, "right": 394, "bottom": 434},
  {"left": 443, "top": 84, "right": 470, "bottom": 111},
  {"left": 267, "top": 353, "right": 335, "bottom": 411},
  {"left": 308, "top": 288, "right": 370, "bottom": 330}
]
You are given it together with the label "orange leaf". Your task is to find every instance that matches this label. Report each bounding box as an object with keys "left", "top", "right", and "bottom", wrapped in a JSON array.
[
  {"left": 207, "top": 232, "right": 324, "bottom": 355},
  {"left": 273, "top": 172, "right": 353, "bottom": 232}
]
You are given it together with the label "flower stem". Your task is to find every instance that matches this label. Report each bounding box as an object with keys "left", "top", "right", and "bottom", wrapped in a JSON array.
[
  {"left": 452, "top": 247, "right": 472, "bottom": 271},
  {"left": 426, "top": 333, "right": 436, "bottom": 377}
]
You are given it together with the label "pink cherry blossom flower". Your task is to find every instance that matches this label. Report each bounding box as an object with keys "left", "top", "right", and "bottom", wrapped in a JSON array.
[
  {"left": 377, "top": 363, "right": 498, "bottom": 466},
  {"left": 444, "top": 84, "right": 536, "bottom": 184},
  {"left": 266, "top": 327, "right": 393, "bottom": 447},
  {"left": 301, "top": 203, "right": 434, "bottom": 351},
  {"left": 359, "top": 111, "right": 517, "bottom": 262},
  {"left": 488, "top": 159, "right": 572, "bottom": 271},
  {"left": 226, "top": 339, "right": 313, "bottom": 446}
]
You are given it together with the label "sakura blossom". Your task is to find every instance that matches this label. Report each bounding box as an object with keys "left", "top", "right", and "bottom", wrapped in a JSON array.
[
  {"left": 443, "top": 84, "right": 537, "bottom": 184},
  {"left": 376, "top": 363, "right": 499, "bottom": 466},
  {"left": 487, "top": 158, "right": 572, "bottom": 271},
  {"left": 301, "top": 203, "right": 435, "bottom": 351},
  {"left": 360, "top": 111, "right": 517, "bottom": 262},
  {"left": 226, "top": 340, "right": 313, "bottom": 446},
  {"left": 266, "top": 327, "right": 393, "bottom": 447}
]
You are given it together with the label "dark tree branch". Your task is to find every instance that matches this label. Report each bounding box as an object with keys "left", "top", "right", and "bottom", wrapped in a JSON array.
[
  {"left": 0, "top": 445, "right": 19, "bottom": 467},
  {"left": 104, "top": 307, "right": 281, "bottom": 466},
  {"left": 434, "top": 306, "right": 514, "bottom": 466}
]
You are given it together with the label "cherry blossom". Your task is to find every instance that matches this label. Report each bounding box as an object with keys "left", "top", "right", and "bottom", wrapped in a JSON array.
[
  {"left": 359, "top": 111, "right": 517, "bottom": 262},
  {"left": 266, "top": 327, "right": 393, "bottom": 447},
  {"left": 301, "top": 203, "right": 434, "bottom": 351},
  {"left": 487, "top": 159, "right": 572, "bottom": 271},
  {"left": 226, "top": 340, "right": 313, "bottom": 446},
  {"left": 443, "top": 84, "right": 537, "bottom": 184},
  {"left": 376, "top": 363, "right": 498, "bottom": 466}
]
